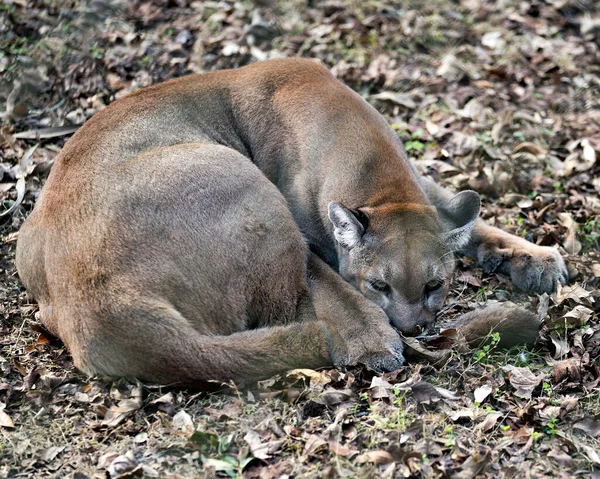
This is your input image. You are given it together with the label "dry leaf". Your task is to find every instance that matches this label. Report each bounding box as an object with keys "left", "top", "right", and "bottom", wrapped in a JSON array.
[
  {"left": 473, "top": 384, "right": 492, "bottom": 404},
  {"left": 458, "top": 98, "right": 488, "bottom": 123},
  {"left": 411, "top": 381, "right": 459, "bottom": 403},
  {"left": 13, "top": 125, "right": 80, "bottom": 140},
  {"left": 370, "top": 91, "right": 417, "bottom": 109},
  {"left": 562, "top": 305, "right": 593, "bottom": 326},
  {"left": 437, "top": 53, "right": 462, "bottom": 81},
  {"left": 513, "top": 142, "right": 547, "bottom": 158},
  {"left": 560, "top": 396, "right": 579, "bottom": 415},
  {"left": 148, "top": 392, "right": 174, "bottom": 416},
  {"left": 475, "top": 413, "right": 501, "bottom": 433},
  {"left": 549, "top": 333, "right": 570, "bottom": 359},
  {"left": 581, "top": 139, "right": 596, "bottom": 168},
  {"left": 425, "top": 120, "right": 440, "bottom": 136},
  {"left": 450, "top": 408, "right": 477, "bottom": 422},
  {"left": 369, "top": 376, "right": 394, "bottom": 400},
  {"left": 556, "top": 284, "right": 593, "bottom": 303},
  {"left": 204, "top": 402, "right": 242, "bottom": 420},
  {"left": 106, "top": 451, "right": 142, "bottom": 478},
  {"left": 579, "top": 444, "right": 600, "bottom": 466},
  {"left": 553, "top": 358, "right": 582, "bottom": 383},
  {"left": 40, "top": 445, "right": 65, "bottom": 462},
  {"left": 244, "top": 429, "right": 284, "bottom": 460},
  {"left": 357, "top": 450, "right": 395, "bottom": 465},
  {"left": 502, "top": 366, "right": 545, "bottom": 399},
  {"left": 102, "top": 383, "right": 143, "bottom": 427},
  {"left": 446, "top": 132, "right": 478, "bottom": 156},
  {"left": 287, "top": 369, "right": 332, "bottom": 385},
  {"left": 547, "top": 448, "right": 574, "bottom": 468},
  {"left": 563, "top": 139, "right": 597, "bottom": 175},
  {"left": 0, "top": 409, "right": 14, "bottom": 428},
  {"left": 573, "top": 418, "right": 600, "bottom": 438},
  {"left": 302, "top": 434, "right": 327, "bottom": 457},
  {"left": 314, "top": 388, "right": 355, "bottom": 406},
  {"left": 557, "top": 212, "right": 581, "bottom": 254},
  {"left": 450, "top": 446, "right": 492, "bottom": 479},
  {"left": 481, "top": 31, "right": 505, "bottom": 50},
  {"left": 327, "top": 437, "right": 356, "bottom": 457},
  {"left": 501, "top": 193, "right": 533, "bottom": 208},
  {"left": 402, "top": 336, "right": 452, "bottom": 366},
  {"left": 172, "top": 410, "right": 194, "bottom": 434}
]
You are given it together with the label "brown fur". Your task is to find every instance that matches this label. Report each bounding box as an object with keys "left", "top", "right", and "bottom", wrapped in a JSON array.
[
  {"left": 455, "top": 304, "right": 540, "bottom": 349},
  {"left": 16, "top": 59, "right": 567, "bottom": 387}
]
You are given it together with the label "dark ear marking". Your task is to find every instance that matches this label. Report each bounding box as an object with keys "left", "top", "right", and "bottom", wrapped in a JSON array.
[{"left": 350, "top": 208, "right": 369, "bottom": 231}]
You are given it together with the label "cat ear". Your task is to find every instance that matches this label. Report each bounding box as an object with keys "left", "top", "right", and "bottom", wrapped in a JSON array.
[
  {"left": 439, "top": 191, "right": 480, "bottom": 250},
  {"left": 328, "top": 202, "right": 365, "bottom": 250}
]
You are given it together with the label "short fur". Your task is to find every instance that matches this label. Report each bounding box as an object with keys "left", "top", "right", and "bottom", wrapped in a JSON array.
[
  {"left": 16, "top": 59, "right": 567, "bottom": 387},
  {"left": 454, "top": 304, "right": 541, "bottom": 349}
]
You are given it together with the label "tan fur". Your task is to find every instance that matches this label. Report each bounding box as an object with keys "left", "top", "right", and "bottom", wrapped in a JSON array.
[
  {"left": 454, "top": 304, "right": 540, "bottom": 349},
  {"left": 16, "top": 59, "right": 567, "bottom": 387}
]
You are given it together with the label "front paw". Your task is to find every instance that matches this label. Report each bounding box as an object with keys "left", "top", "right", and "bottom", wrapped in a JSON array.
[
  {"left": 355, "top": 339, "right": 405, "bottom": 372},
  {"left": 478, "top": 241, "right": 568, "bottom": 293},
  {"left": 327, "top": 326, "right": 405, "bottom": 372}
]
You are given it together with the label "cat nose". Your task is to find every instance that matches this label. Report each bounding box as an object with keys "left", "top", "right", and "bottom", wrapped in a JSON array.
[
  {"left": 406, "top": 322, "right": 432, "bottom": 337},
  {"left": 413, "top": 323, "right": 435, "bottom": 338},
  {"left": 388, "top": 307, "right": 436, "bottom": 336},
  {"left": 416, "top": 316, "right": 436, "bottom": 337}
]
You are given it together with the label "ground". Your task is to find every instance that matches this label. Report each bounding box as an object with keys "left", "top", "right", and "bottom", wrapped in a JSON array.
[{"left": 1, "top": 0, "right": 599, "bottom": 478}]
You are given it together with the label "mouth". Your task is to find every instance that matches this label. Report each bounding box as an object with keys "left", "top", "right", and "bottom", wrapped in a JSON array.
[{"left": 414, "top": 330, "right": 434, "bottom": 340}]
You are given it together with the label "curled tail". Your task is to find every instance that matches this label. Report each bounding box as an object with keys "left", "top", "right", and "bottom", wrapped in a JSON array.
[{"left": 69, "top": 304, "right": 333, "bottom": 390}]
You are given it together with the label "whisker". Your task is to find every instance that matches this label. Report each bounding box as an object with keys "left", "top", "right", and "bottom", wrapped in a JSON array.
[
  {"left": 439, "top": 258, "right": 458, "bottom": 267},
  {"left": 436, "top": 278, "right": 469, "bottom": 317},
  {"left": 436, "top": 251, "right": 454, "bottom": 261},
  {"left": 435, "top": 249, "right": 462, "bottom": 263}
]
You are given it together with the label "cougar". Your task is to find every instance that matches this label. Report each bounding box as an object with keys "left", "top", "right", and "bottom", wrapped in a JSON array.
[{"left": 16, "top": 59, "right": 567, "bottom": 388}]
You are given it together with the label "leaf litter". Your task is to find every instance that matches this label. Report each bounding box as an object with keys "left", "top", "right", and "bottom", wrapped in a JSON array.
[{"left": 1, "top": 0, "right": 599, "bottom": 477}]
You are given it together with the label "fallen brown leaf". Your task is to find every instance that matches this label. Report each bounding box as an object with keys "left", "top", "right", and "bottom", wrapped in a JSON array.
[
  {"left": 450, "top": 446, "right": 492, "bottom": 479},
  {"left": 102, "top": 383, "right": 143, "bottom": 427},
  {"left": 0, "top": 409, "right": 14, "bottom": 428},
  {"left": 502, "top": 366, "right": 545, "bottom": 399},
  {"left": 473, "top": 384, "right": 493, "bottom": 404},
  {"left": 411, "top": 381, "right": 459, "bottom": 403},
  {"left": 547, "top": 447, "right": 574, "bottom": 468},
  {"left": 573, "top": 418, "right": 600, "bottom": 438},
  {"left": 244, "top": 429, "right": 284, "bottom": 460},
  {"left": 357, "top": 450, "right": 395, "bottom": 465},
  {"left": 172, "top": 409, "right": 194, "bottom": 434},
  {"left": 475, "top": 413, "right": 501, "bottom": 433},
  {"left": 302, "top": 434, "right": 327, "bottom": 457}
]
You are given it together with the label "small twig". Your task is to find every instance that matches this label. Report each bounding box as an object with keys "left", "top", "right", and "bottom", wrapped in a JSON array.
[
  {"left": 26, "top": 99, "right": 67, "bottom": 118},
  {"left": 1, "top": 143, "right": 38, "bottom": 217},
  {"left": 9, "top": 316, "right": 29, "bottom": 356},
  {"left": 13, "top": 125, "right": 80, "bottom": 140}
]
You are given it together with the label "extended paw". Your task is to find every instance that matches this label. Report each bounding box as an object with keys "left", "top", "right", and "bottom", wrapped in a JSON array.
[
  {"left": 356, "top": 340, "right": 405, "bottom": 372},
  {"left": 327, "top": 325, "right": 405, "bottom": 372},
  {"left": 478, "top": 241, "right": 568, "bottom": 293}
]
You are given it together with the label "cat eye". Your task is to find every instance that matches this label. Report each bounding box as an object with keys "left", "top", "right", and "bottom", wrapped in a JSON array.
[
  {"left": 367, "top": 279, "right": 390, "bottom": 293},
  {"left": 424, "top": 279, "right": 444, "bottom": 294}
]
